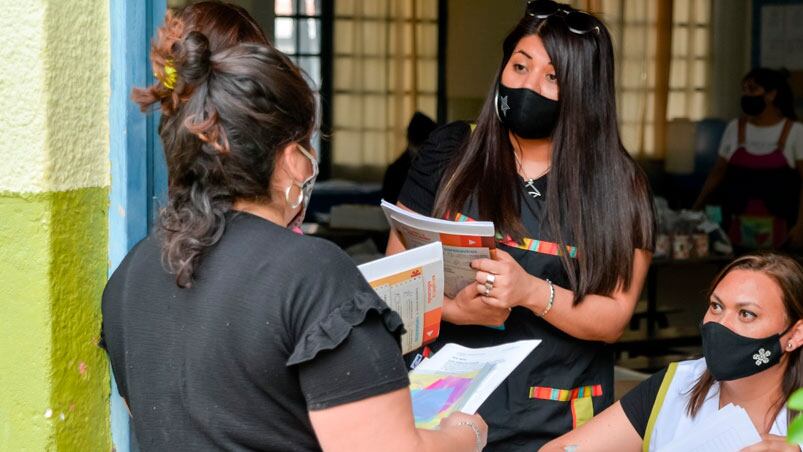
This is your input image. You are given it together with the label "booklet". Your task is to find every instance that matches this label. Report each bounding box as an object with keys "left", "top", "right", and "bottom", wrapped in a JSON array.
[
  {"left": 656, "top": 403, "right": 762, "bottom": 452},
  {"left": 381, "top": 200, "right": 496, "bottom": 298},
  {"left": 410, "top": 364, "right": 494, "bottom": 429},
  {"left": 358, "top": 242, "right": 444, "bottom": 355},
  {"left": 409, "top": 340, "right": 540, "bottom": 429}
]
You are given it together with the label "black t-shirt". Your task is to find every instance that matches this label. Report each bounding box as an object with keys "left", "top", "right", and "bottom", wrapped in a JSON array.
[
  {"left": 101, "top": 212, "right": 409, "bottom": 451},
  {"left": 619, "top": 367, "right": 668, "bottom": 438},
  {"left": 399, "top": 122, "right": 616, "bottom": 451}
]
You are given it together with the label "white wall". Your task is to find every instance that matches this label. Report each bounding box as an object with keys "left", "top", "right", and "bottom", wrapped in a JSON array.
[
  {"left": 445, "top": 0, "right": 754, "bottom": 123},
  {"left": 708, "top": 0, "right": 752, "bottom": 120},
  {"left": 446, "top": 0, "right": 523, "bottom": 121}
]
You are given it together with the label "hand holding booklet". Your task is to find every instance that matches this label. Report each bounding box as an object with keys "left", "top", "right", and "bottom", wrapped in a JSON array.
[
  {"left": 409, "top": 340, "right": 540, "bottom": 429},
  {"left": 381, "top": 200, "right": 496, "bottom": 298}
]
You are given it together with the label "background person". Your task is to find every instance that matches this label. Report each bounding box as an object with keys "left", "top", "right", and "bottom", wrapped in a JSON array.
[
  {"left": 693, "top": 68, "right": 803, "bottom": 249},
  {"left": 381, "top": 111, "right": 438, "bottom": 204}
]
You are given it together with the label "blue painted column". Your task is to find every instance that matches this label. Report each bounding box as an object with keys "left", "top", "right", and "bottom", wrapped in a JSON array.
[{"left": 108, "top": 0, "right": 166, "bottom": 450}]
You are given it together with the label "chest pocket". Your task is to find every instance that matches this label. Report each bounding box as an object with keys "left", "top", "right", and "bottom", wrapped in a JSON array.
[{"left": 529, "top": 385, "right": 603, "bottom": 428}]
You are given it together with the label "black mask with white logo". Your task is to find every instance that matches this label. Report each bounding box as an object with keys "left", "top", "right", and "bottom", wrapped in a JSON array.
[
  {"left": 495, "top": 82, "right": 559, "bottom": 139},
  {"left": 740, "top": 95, "right": 766, "bottom": 117},
  {"left": 701, "top": 321, "right": 788, "bottom": 381}
]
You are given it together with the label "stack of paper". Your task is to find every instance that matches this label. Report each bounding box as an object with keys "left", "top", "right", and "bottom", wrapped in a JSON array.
[
  {"left": 409, "top": 340, "right": 540, "bottom": 429},
  {"left": 657, "top": 403, "right": 762, "bottom": 452}
]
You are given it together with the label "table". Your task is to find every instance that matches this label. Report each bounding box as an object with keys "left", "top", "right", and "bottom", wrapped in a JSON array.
[
  {"left": 643, "top": 254, "right": 733, "bottom": 337},
  {"left": 304, "top": 222, "right": 390, "bottom": 252}
]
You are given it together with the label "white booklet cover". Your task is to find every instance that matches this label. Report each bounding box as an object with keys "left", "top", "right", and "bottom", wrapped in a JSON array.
[
  {"left": 358, "top": 242, "right": 444, "bottom": 354},
  {"left": 381, "top": 200, "right": 496, "bottom": 298}
]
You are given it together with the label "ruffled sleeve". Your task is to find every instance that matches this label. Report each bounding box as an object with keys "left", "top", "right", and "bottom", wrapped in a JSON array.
[
  {"left": 398, "top": 121, "right": 471, "bottom": 216},
  {"left": 286, "top": 290, "right": 405, "bottom": 366}
]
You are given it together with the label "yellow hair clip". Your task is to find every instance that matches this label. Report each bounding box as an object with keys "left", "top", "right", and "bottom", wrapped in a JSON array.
[{"left": 156, "top": 60, "right": 177, "bottom": 90}]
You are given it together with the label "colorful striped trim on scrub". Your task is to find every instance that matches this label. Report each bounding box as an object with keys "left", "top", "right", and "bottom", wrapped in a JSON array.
[
  {"left": 451, "top": 212, "right": 578, "bottom": 258},
  {"left": 572, "top": 397, "right": 594, "bottom": 429},
  {"left": 499, "top": 236, "right": 578, "bottom": 258},
  {"left": 528, "top": 384, "right": 603, "bottom": 401},
  {"left": 452, "top": 212, "right": 472, "bottom": 223}
]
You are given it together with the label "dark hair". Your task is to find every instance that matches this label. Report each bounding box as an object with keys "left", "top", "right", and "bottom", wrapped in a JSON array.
[
  {"left": 133, "top": 11, "right": 316, "bottom": 288},
  {"left": 433, "top": 3, "right": 654, "bottom": 303},
  {"left": 407, "top": 112, "right": 437, "bottom": 148},
  {"left": 133, "top": 1, "right": 270, "bottom": 114},
  {"left": 687, "top": 253, "right": 803, "bottom": 422},
  {"left": 744, "top": 67, "right": 798, "bottom": 120}
]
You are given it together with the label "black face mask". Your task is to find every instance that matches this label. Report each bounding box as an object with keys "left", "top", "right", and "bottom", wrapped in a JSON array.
[
  {"left": 701, "top": 321, "right": 789, "bottom": 381},
  {"left": 495, "top": 82, "right": 559, "bottom": 139},
  {"left": 741, "top": 95, "right": 766, "bottom": 117}
]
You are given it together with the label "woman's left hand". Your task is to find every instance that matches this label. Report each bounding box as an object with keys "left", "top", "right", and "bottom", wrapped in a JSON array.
[
  {"left": 740, "top": 434, "right": 801, "bottom": 452},
  {"left": 471, "top": 249, "right": 537, "bottom": 310}
]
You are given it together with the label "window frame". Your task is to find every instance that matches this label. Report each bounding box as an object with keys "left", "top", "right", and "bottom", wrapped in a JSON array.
[
  {"left": 330, "top": 0, "right": 442, "bottom": 177},
  {"left": 274, "top": 0, "right": 334, "bottom": 179}
]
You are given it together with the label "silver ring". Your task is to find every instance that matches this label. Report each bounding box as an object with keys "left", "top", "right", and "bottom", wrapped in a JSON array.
[
  {"left": 485, "top": 273, "right": 496, "bottom": 286},
  {"left": 483, "top": 284, "right": 491, "bottom": 296}
]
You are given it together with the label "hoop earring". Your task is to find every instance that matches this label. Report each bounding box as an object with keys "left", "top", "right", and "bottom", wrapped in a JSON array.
[{"left": 285, "top": 184, "right": 303, "bottom": 209}]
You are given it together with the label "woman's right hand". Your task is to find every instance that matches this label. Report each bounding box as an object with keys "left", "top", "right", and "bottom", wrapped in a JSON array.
[
  {"left": 439, "top": 412, "right": 488, "bottom": 452},
  {"left": 443, "top": 283, "right": 511, "bottom": 327},
  {"left": 310, "top": 387, "right": 488, "bottom": 452}
]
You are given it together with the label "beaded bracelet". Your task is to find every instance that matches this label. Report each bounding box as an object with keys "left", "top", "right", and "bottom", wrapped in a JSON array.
[
  {"left": 454, "top": 420, "right": 483, "bottom": 452},
  {"left": 539, "top": 278, "right": 555, "bottom": 317}
]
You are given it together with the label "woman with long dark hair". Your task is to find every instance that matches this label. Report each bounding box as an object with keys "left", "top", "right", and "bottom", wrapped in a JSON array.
[
  {"left": 101, "top": 4, "right": 486, "bottom": 451},
  {"left": 543, "top": 253, "right": 803, "bottom": 451},
  {"left": 387, "top": 0, "right": 654, "bottom": 449},
  {"left": 694, "top": 68, "right": 803, "bottom": 249}
]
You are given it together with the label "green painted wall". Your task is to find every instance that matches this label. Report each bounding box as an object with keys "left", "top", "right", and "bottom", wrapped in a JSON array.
[
  {"left": 50, "top": 188, "right": 110, "bottom": 451},
  {"left": 0, "top": 0, "right": 111, "bottom": 449},
  {"left": 0, "top": 189, "right": 110, "bottom": 451},
  {"left": 0, "top": 194, "right": 54, "bottom": 451}
]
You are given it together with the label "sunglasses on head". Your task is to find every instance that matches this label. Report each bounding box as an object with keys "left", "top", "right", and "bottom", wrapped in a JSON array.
[{"left": 526, "top": 0, "right": 600, "bottom": 36}]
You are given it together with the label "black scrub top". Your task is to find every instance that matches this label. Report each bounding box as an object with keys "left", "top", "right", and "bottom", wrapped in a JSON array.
[
  {"left": 101, "top": 211, "right": 410, "bottom": 451},
  {"left": 399, "top": 122, "right": 615, "bottom": 451}
]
